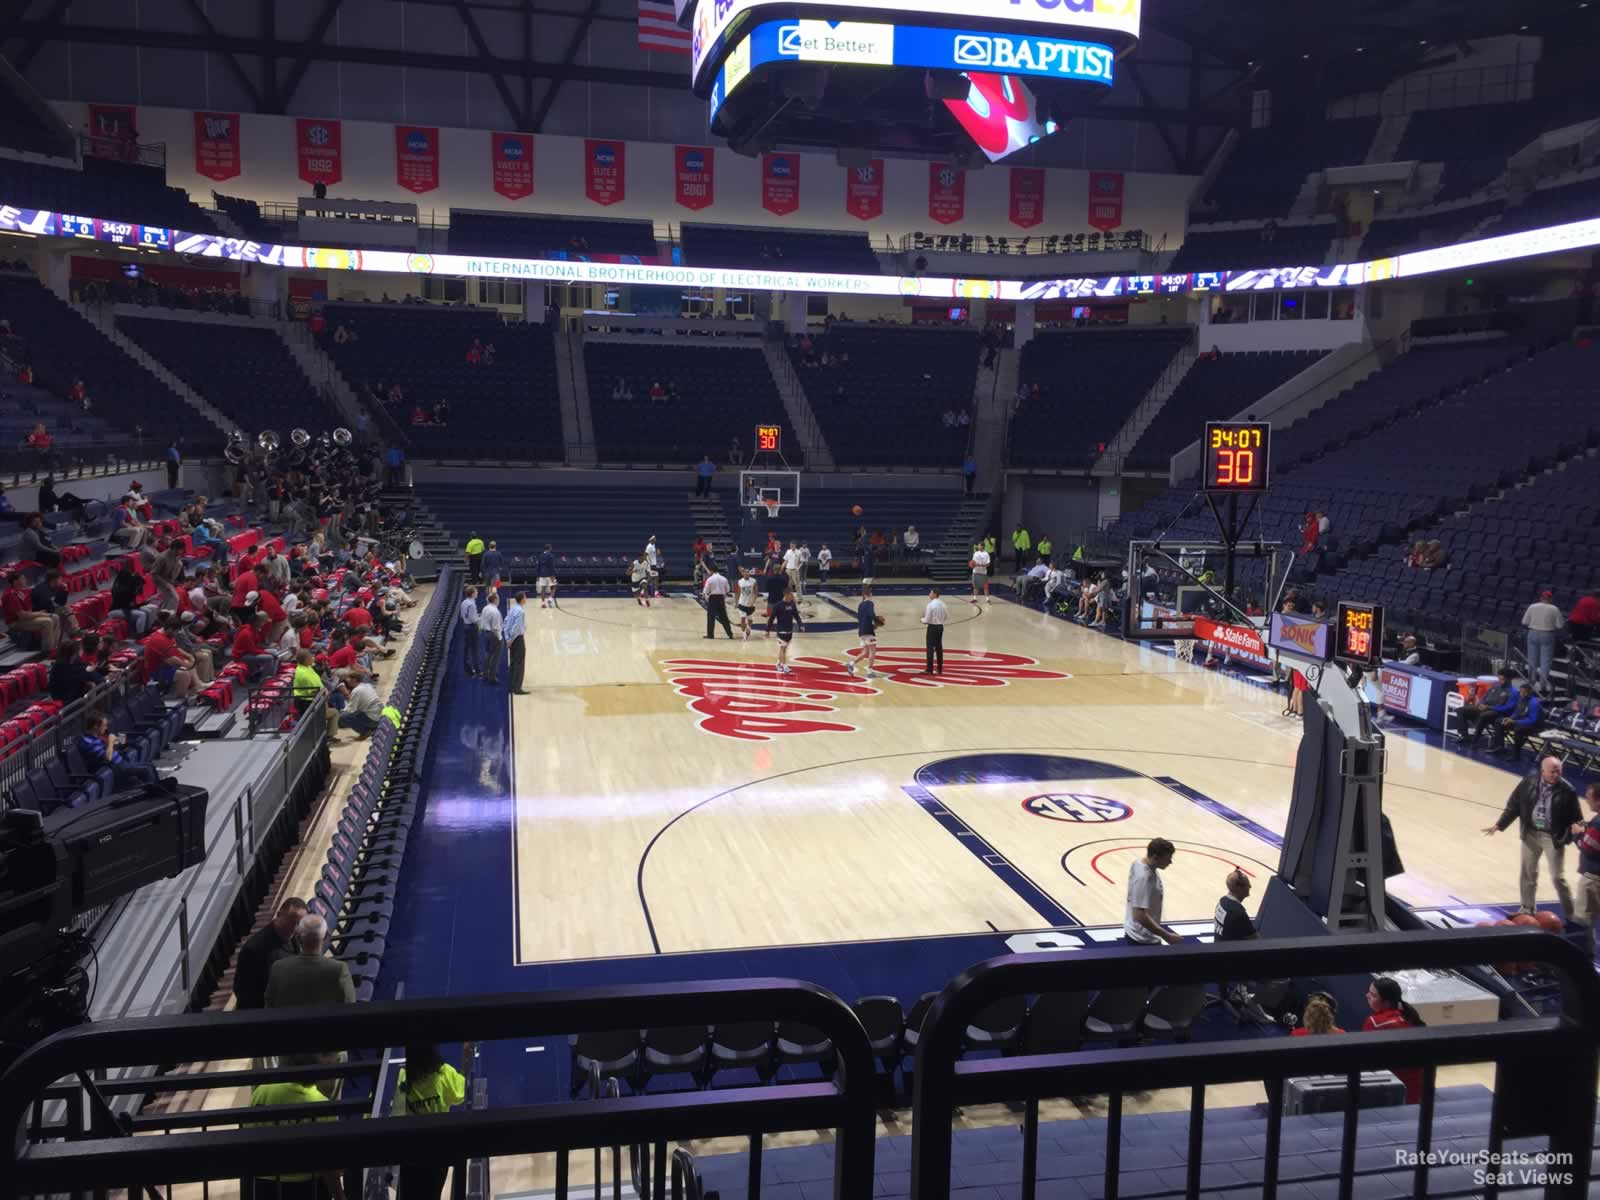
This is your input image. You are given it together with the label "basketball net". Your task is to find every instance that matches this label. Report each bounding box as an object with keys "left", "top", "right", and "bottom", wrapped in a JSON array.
[{"left": 764, "top": 499, "right": 781, "bottom": 520}]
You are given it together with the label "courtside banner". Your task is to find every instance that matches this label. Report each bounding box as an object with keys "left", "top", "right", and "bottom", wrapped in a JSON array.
[
  {"left": 1009, "top": 167, "right": 1044, "bottom": 229},
  {"left": 761, "top": 152, "right": 799, "bottom": 216},
  {"left": 928, "top": 162, "right": 965, "bottom": 225},
  {"left": 675, "top": 145, "right": 715, "bottom": 210},
  {"left": 296, "top": 118, "right": 342, "bottom": 186},
  {"left": 5, "top": 205, "right": 1597, "bottom": 301},
  {"left": 1193, "top": 617, "right": 1272, "bottom": 669},
  {"left": 492, "top": 132, "right": 534, "bottom": 200},
  {"left": 395, "top": 126, "right": 440, "bottom": 194},
  {"left": 586, "top": 139, "right": 626, "bottom": 206},
  {"left": 845, "top": 159, "right": 884, "bottom": 221},
  {"left": 193, "top": 112, "right": 241, "bottom": 183}
]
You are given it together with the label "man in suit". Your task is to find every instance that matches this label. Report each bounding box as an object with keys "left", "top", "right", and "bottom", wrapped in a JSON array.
[
  {"left": 233, "top": 897, "right": 306, "bottom": 1010},
  {"left": 1484, "top": 755, "right": 1581, "bottom": 918},
  {"left": 266, "top": 913, "right": 356, "bottom": 1009}
]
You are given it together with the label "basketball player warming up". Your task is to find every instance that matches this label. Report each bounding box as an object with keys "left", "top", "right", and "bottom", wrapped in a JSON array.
[
  {"left": 630, "top": 554, "right": 651, "bottom": 607},
  {"left": 772, "top": 588, "right": 804, "bottom": 674},
  {"left": 847, "top": 587, "right": 882, "bottom": 678},
  {"left": 736, "top": 567, "right": 757, "bottom": 641}
]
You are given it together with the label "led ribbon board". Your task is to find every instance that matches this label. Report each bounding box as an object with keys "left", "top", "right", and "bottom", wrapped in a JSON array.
[
  {"left": 709, "top": 18, "right": 1113, "bottom": 118},
  {"left": 690, "top": 0, "right": 1141, "bottom": 92},
  {"left": 4, "top": 204, "right": 1599, "bottom": 302}
]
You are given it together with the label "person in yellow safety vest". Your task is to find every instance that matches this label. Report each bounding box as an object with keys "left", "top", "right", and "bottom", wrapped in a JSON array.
[
  {"left": 382, "top": 704, "right": 402, "bottom": 731},
  {"left": 983, "top": 533, "right": 996, "bottom": 557},
  {"left": 396, "top": 1042, "right": 476, "bottom": 1200},
  {"left": 1073, "top": 544, "right": 1085, "bottom": 562},
  {"left": 292, "top": 650, "right": 324, "bottom": 720},
  {"left": 463, "top": 532, "right": 486, "bottom": 583},
  {"left": 1036, "top": 535, "right": 1053, "bottom": 564},
  {"left": 249, "top": 1051, "right": 347, "bottom": 1200},
  {"left": 1012, "top": 524, "right": 1032, "bottom": 566}
]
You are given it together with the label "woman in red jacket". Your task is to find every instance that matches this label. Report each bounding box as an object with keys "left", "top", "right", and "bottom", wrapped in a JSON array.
[{"left": 1362, "top": 976, "right": 1426, "bottom": 1102}]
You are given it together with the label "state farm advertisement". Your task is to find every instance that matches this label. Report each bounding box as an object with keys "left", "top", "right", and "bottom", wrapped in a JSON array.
[{"left": 1193, "top": 617, "right": 1272, "bottom": 670}]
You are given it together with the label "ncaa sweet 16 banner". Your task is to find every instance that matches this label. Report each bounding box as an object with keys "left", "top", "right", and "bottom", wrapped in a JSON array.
[
  {"left": 845, "top": 159, "right": 885, "bottom": 221},
  {"left": 586, "top": 139, "right": 626, "bottom": 206},
  {"left": 1009, "top": 167, "right": 1045, "bottom": 229},
  {"left": 1088, "top": 170, "right": 1124, "bottom": 232},
  {"left": 492, "top": 132, "right": 534, "bottom": 200},
  {"left": 761, "top": 153, "right": 799, "bottom": 216},
  {"left": 674, "top": 145, "right": 715, "bottom": 210},
  {"left": 395, "top": 126, "right": 440, "bottom": 194},
  {"left": 295, "top": 118, "right": 342, "bottom": 186},
  {"left": 928, "top": 163, "right": 965, "bottom": 225},
  {"left": 193, "top": 112, "right": 241, "bottom": 183}
]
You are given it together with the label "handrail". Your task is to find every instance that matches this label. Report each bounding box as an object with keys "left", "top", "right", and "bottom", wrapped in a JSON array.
[
  {"left": 910, "top": 928, "right": 1600, "bottom": 1200},
  {"left": 2, "top": 980, "right": 878, "bottom": 1198}
]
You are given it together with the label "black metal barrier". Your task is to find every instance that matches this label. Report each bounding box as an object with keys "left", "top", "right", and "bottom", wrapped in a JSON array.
[
  {"left": 1, "top": 980, "right": 878, "bottom": 1200},
  {"left": 910, "top": 928, "right": 1600, "bottom": 1200}
]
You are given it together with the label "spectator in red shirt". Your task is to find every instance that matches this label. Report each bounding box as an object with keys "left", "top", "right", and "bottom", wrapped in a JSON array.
[
  {"left": 328, "top": 632, "right": 375, "bottom": 684},
  {"left": 1361, "top": 976, "right": 1425, "bottom": 1103},
  {"left": 344, "top": 605, "right": 372, "bottom": 633},
  {"left": 1, "top": 572, "right": 59, "bottom": 651},
  {"left": 25, "top": 423, "right": 50, "bottom": 452},
  {"left": 142, "top": 613, "right": 199, "bottom": 700},
  {"left": 1570, "top": 590, "right": 1600, "bottom": 642},
  {"left": 232, "top": 566, "right": 260, "bottom": 617},
  {"left": 230, "top": 613, "right": 276, "bottom": 680}
]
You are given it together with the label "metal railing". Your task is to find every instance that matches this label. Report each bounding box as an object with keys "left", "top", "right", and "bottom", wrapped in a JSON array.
[
  {"left": 2, "top": 980, "right": 878, "bottom": 1200},
  {"left": 911, "top": 929, "right": 1600, "bottom": 1200}
]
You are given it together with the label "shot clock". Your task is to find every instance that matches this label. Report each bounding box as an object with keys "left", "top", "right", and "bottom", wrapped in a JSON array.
[
  {"left": 1202, "top": 421, "right": 1271, "bottom": 493},
  {"left": 755, "top": 424, "right": 782, "bottom": 453},
  {"left": 1334, "top": 601, "right": 1384, "bottom": 669}
]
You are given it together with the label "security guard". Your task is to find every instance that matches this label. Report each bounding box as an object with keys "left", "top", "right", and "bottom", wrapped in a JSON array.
[
  {"left": 292, "top": 650, "right": 324, "bottom": 720},
  {"left": 463, "top": 531, "right": 486, "bottom": 583},
  {"left": 1011, "top": 523, "right": 1032, "bottom": 567}
]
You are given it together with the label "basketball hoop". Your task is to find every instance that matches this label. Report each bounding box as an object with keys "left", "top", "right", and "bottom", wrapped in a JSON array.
[{"left": 764, "top": 498, "right": 781, "bottom": 521}]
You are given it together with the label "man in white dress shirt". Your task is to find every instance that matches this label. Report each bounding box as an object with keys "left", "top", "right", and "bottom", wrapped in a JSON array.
[
  {"left": 478, "top": 590, "right": 504, "bottom": 684},
  {"left": 702, "top": 567, "right": 734, "bottom": 639},
  {"left": 922, "top": 588, "right": 948, "bottom": 675},
  {"left": 783, "top": 541, "right": 804, "bottom": 600},
  {"left": 459, "top": 585, "right": 481, "bottom": 677}
]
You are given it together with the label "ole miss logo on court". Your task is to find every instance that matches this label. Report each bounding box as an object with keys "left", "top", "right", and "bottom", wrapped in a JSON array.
[{"left": 660, "top": 647, "right": 1069, "bottom": 741}]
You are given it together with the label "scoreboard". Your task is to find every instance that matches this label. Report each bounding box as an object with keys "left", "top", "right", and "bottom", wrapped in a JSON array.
[
  {"left": 756, "top": 423, "right": 782, "bottom": 453},
  {"left": 1334, "top": 602, "right": 1384, "bottom": 670},
  {"left": 1202, "top": 421, "right": 1271, "bottom": 494}
]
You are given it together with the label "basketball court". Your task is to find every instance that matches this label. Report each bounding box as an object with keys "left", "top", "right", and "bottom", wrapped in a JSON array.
[{"left": 504, "top": 585, "right": 1543, "bottom": 971}]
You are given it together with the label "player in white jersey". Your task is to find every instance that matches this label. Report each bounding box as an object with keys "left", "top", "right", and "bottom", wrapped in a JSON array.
[
  {"left": 644, "top": 536, "right": 662, "bottom": 598},
  {"left": 817, "top": 544, "right": 833, "bottom": 586},
  {"left": 969, "top": 544, "right": 991, "bottom": 604},
  {"left": 735, "top": 568, "right": 757, "bottom": 641},
  {"left": 630, "top": 555, "right": 651, "bottom": 607}
]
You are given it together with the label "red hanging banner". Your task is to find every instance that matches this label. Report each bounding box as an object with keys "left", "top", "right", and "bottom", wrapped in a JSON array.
[
  {"left": 295, "top": 118, "right": 342, "bottom": 186},
  {"left": 1087, "top": 169, "right": 1124, "bottom": 232},
  {"left": 394, "top": 125, "right": 440, "bottom": 194},
  {"left": 761, "top": 152, "right": 800, "bottom": 216},
  {"left": 86, "top": 104, "right": 139, "bottom": 161},
  {"left": 674, "top": 144, "right": 714, "bottom": 211},
  {"left": 193, "top": 111, "right": 241, "bottom": 183},
  {"left": 928, "top": 162, "right": 965, "bottom": 225},
  {"left": 844, "top": 159, "right": 884, "bottom": 221},
  {"left": 1009, "top": 167, "right": 1045, "bottom": 229},
  {"left": 585, "top": 139, "right": 626, "bottom": 206},
  {"left": 491, "top": 132, "right": 533, "bottom": 200}
]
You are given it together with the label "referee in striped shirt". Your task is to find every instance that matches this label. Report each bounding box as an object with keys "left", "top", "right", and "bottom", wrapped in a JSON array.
[{"left": 921, "top": 588, "right": 948, "bottom": 675}]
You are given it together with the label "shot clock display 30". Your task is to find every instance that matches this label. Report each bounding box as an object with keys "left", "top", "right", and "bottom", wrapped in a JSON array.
[
  {"left": 756, "top": 424, "right": 782, "bottom": 453},
  {"left": 1202, "top": 421, "right": 1271, "bottom": 493},
  {"left": 1334, "top": 601, "right": 1385, "bottom": 669}
]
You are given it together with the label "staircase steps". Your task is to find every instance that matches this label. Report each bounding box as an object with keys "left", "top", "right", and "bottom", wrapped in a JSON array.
[{"left": 929, "top": 494, "right": 990, "bottom": 584}]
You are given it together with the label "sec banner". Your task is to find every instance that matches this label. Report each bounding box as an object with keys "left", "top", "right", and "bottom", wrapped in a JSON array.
[
  {"left": 296, "top": 118, "right": 342, "bottom": 186},
  {"left": 928, "top": 163, "right": 965, "bottom": 225},
  {"left": 1088, "top": 170, "right": 1124, "bottom": 232},
  {"left": 492, "top": 132, "right": 533, "bottom": 200},
  {"left": 845, "top": 159, "right": 884, "bottom": 221},
  {"left": 193, "top": 112, "right": 241, "bottom": 183},
  {"left": 675, "top": 145, "right": 715, "bottom": 211},
  {"left": 1010, "top": 167, "right": 1044, "bottom": 229},
  {"left": 586, "top": 139, "right": 626, "bottom": 206},
  {"left": 395, "top": 126, "right": 440, "bottom": 194},
  {"left": 761, "top": 153, "right": 799, "bottom": 216}
]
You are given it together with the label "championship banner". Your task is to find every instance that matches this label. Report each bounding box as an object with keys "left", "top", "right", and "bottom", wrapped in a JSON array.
[
  {"left": 928, "top": 163, "right": 965, "bottom": 225},
  {"left": 1009, "top": 167, "right": 1044, "bottom": 229},
  {"left": 674, "top": 145, "right": 715, "bottom": 210},
  {"left": 585, "top": 139, "right": 626, "bottom": 206},
  {"left": 491, "top": 132, "right": 534, "bottom": 200},
  {"left": 1192, "top": 617, "right": 1272, "bottom": 670},
  {"left": 87, "top": 104, "right": 138, "bottom": 160},
  {"left": 395, "top": 126, "right": 440, "bottom": 194},
  {"left": 296, "top": 118, "right": 343, "bottom": 186},
  {"left": 761, "top": 152, "right": 799, "bottom": 216},
  {"left": 1088, "top": 169, "right": 1124, "bottom": 232},
  {"left": 193, "top": 112, "right": 241, "bottom": 183},
  {"left": 845, "top": 158, "right": 884, "bottom": 221}
]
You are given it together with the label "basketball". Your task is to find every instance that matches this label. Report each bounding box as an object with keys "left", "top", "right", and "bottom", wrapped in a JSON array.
[
  {"left": 1510, "top": 913, "right": 1541, "bottom": 927},
  {"left": 1532, "top": 911, "right": 1564, "bottom": 932},
  {"left": 851, "top": 504, "right": 863, "bottom": 516}
]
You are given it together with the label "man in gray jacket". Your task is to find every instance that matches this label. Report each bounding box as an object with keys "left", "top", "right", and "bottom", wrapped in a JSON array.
[
  {"left": 265, "top": 913, "right": 356, "bottom": 1008},
  {"left": 1483, "top": 756, "right": 1581, "bottom": 917}
]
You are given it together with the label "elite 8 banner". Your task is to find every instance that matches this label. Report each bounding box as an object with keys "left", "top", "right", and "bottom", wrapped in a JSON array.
[
  {"left": 761, "top": 152, "right": 799, "bottom": 216},
  {"left": 193, "top": 112, "right": 241, "bottom": 183},
  {"left": 675, "top": 145, "right": 715, "bottom": 210},
  {"left": 491, "top": 132, "right": 534, "bottom": 201},
  {"left": 928, "top": 163, "right": 965, "bottom": 225},
  {"left": 845, "top": 159, "right": 885, "bottom": 221},
  {"left": 586, "top": 139, "right": 626, "bottom": 206},
  {"left": 1009, "top": 167, "right": 1044, "bottom": 229},
  {"left": 296, "top": 118, "right": 342, "bottom": 186}
]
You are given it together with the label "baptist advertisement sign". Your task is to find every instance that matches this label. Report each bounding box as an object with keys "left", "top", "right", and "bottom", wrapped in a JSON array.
[{"left": 690, "top": 0, "right": 1139, "bottom": 88}]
